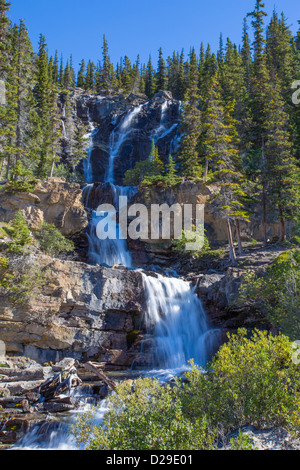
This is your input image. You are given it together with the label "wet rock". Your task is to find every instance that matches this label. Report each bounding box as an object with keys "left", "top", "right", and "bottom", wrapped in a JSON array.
[{"left": 43, "top": 397, "right": 79, "bottom": 413}]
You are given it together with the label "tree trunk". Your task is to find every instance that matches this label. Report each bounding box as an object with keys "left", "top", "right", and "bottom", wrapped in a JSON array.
[
  {"left": 227, "top": 218, "right": 236, "bottom": 264},
  {"left": 203, "top": 159, "right": 209, "bottom": 180},
  {"left": 50, "top": 158, "right": 55, "bottom": 178},
  {"left": 262, "top": 184, "right": 267, "bottom": 246},
  {"left": 5, "top": 156, "right": 10, "bottom": 180},
  {"left": 278, "top": 205, "right": 286, "bottom": 243},
  {"left": 235, "top": 219, "right": 243, "bottom": 256}
]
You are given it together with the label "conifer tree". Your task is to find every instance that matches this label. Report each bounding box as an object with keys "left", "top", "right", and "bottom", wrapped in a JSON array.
[
  {"left": 156, "top": 48, "right": 167, "bottom": 92},
  {"left": 178, "top": 48, "right": 202, "bottom": 177},
  {"left": 0, "top": 0, "right": 11, "bottom": 78},
  {"left": 264, "top": 82, "right": 300, "bottom": 242},
  {"left": 145, "top": 56, "right": 155, "bottom": 98},
  {"left": 77, "top": 59, "right": 86, "bottom": 88},
  {"left": 101, "top": 35, "right": 115, "bottom": 90},
  {"left": 121, "top": 56, "right": 133, "bottom": 95},
  {"left": 85, "top": 60, "right": 96, "bottom": 91},
  {"left": 241, "top": 18, "right": 252, "bottom": 92}
]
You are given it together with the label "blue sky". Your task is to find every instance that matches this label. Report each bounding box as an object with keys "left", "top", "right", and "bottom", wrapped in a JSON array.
[{"left": 8, "top": 0, "right": 300, "bottom": 70}]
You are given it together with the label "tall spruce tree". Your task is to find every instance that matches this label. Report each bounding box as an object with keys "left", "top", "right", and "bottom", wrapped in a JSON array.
[{"left": 178, "top": 48, "right": 202, "bottom": 177}]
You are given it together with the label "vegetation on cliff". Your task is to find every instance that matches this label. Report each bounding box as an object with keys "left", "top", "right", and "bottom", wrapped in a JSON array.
[{"left": 237, "top": 248, "right": 300, "bottom": 339}]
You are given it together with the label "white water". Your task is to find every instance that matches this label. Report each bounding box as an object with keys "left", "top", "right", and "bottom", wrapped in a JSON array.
[
  {"left": 85, "top": 183, "right": 138, "bottom": 268},
  {"left": 83, "top": 117, "right": 96, "bottom": 184},
  {"left": 153, "top": 100, "right": 170, "bottom": 142},
  {"left": 106, "top": 104, "right": 143, "bottom": 183},
  {"left": 11, "top": 98, "right": 218, "bottom": 450},
  {"left": 142, "top": 274, "right": 215, "bottom": 373}
]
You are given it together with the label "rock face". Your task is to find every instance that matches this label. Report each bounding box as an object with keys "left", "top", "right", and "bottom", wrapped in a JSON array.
[
  {"left": 190, "top": 247, "right": 286, "bottom": 333},
  {"left": 0, "top": 254, "right": 146, "bottom": 368},
  {"left": 75, "top": 90, "right": 182, "bottom": 185},
  {"left": 0, "top": 178, "right": 88, "bottom": 237}
]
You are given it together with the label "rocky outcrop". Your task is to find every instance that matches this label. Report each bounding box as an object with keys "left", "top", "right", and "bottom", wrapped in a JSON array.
[
  {"left": 0, "top": 178, "right": 88, "bottom": 237},
  {"left": 0, "top": 253, "right": 146, "bottom": 368},
  {"left": 190, "top": 247, "right": 286, "bottom": 333}
]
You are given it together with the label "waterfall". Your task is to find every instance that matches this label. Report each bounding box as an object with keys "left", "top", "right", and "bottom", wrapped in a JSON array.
[
  {"left": 142, "top": 274, "right": 216, "bottom": 373},
  {"left": 106, "top": 104, "right": 143, "bottom": 183},
  {"left": 11, "top": 97, "right": 216, "bottom": 450},
  {"left": 61, "top": 119, "right": 67, "bottom": 139},
  {"left": 86, "top": 185, "right": 137, "bottom": 268},
  {"left": 154, "top": 100, "right": 170, "bottom": 142},
  {"left": 83, "top": 117, "right": 96, "bottom": 184},
  {"left": 11, "top": 397, "right": 109, "bottom": 450},
  {"left": 83, "top": 103, "right": 143, "bottom": 268}
]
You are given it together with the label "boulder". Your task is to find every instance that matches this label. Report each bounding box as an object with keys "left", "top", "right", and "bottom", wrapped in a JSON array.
[{"left": 0, "top": 178, "right": 88, "bottom": 237}]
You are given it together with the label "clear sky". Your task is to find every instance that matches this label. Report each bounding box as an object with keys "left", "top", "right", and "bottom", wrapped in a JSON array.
[{"left": 7, "top": 0, "right": 300, "bottom": 70}]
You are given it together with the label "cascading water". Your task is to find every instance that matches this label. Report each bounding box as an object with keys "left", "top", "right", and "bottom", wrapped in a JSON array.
[
  {"left": 86, "top": 184, "right": 137, "bottom": 268},
  {"left": 83, "top": 104, "right": 143, "bottom": 267},
  {"left": 83, "top": 116, "right": 96, "bottom": 184},
  {"left": 142, "top": 274, "right": 217, "bottom": 377},
  {"left": 106, "top": 104, "right": 143, "bottom": 183}
]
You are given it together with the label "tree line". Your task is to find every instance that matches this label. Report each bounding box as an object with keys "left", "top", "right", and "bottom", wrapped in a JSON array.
[{"left": 0, "top": 0, "right": 300, "bottom": 256}]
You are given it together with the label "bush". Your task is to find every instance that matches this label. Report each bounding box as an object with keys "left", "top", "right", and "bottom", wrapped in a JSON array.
[
  {"left": 34, "top": 222, "right": 74, "bottom": 256},
  {"left": 2, "top": 210, "right": 33, "bottom": 254},
  {"left": 72, "top": 329, "right": 300, "bottom": 450},
  {"left": 0, "top": 255, "right": 48, "bottom": 304},
  {"left": 0, "top": 256, "right": 12, "bottom": 288},
  {"left": 72, "top": 377, "right": 216, "bottom": 450},
  {"left": 6, "top": 161, "right": 37, "bottom": 193},
  {"left": 172, "top": 227, "right": 210, "bottom": 254}
]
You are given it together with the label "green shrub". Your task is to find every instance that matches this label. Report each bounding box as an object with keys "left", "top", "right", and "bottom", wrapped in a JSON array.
[
  {"left": 0, "top": 256, "right": 13, "bottom": 288},
  {"left": 3, "top": 210, "right": 33, "bottom": 254},
  {"left": 34, "top": 222, "right": 74, "bottom": 256},
  {"left": 6, "top": 161, "right": 37, "bottom": 193},
  {"left": 172, "top": 227, "right": 210, "bottom": 254},
  {"left": 237, "top": 249, "right": 300, "bottom": 339},
  {"left": 72, "top": 329, "right": 300, "bottom": 450},
  {"left": 229, "top": 430, "right": 255, "bottom": 450},
  {"left": 72, "top": 377, "right": 216, "bottom": 450},
  {"left": 0, "top": 255, "right": 48, "bottom": 304}
]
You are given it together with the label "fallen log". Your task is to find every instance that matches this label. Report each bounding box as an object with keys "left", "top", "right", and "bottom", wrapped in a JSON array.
[
  {"left": 84, "top": 362, "right": 116, "bottom": 392},
  {"left": 33, "top": 366, "right": 82, "bottom": 401}
]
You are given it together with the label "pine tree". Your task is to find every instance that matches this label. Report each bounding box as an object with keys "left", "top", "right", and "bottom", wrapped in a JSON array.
[
  {"left": 77, "top": 59, "right": 86, "bottom": 88},
  {"left": 101, "top": 35, "right": 115, "bottom": 90},
  {"left": 35, "top": 34, "right": 61, "bottom": 178},
  {"left": 85, "top": 60, "right": 96, "bottom": 91},
  {"left": 121, "top": 56, "right": 133, "bottom": 95},
  {"left": 0, "top": 0, "right": 11, "bottom": 78},
  {"left": 52, "top": 50, "right": 59, "bottom": 84},
  {"left": 264, "top": 82, "right": 300, "bottom": 242},
  {"left": 178, "top": 48, "right": 202, "bottom": 177},
  {"left": 156, "top": 47, "right": 167, "bottom": 92},
  {"left": 241, "top": 18, "right": 252, "bottom": 92},
  {"left": 63, "top": 60, "right": 72, "bottom": 90},
  {"left": 145, "top": 55, "right": 155, "bottom": 98},
  {"left": 164, "top": 154, "right": 179, "bottom": 186}
]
